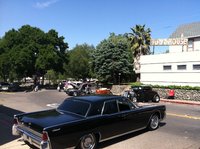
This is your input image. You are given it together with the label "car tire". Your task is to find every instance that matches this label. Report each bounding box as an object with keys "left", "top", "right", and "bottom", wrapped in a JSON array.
[
  {"left": 78, "top": 133, "right": 97, "bottom": 149},
  {"left": 148, "top": 114, "right": 159, "bottom": 131},
  {"left": 153, "top": 95, "right": 160, "bottom": 103},
  {"left": 132, "top": 97, "right": 137, "bottom": 102},
  {"left": 73, "top": 92, "right": 78, "bottom": 96}
]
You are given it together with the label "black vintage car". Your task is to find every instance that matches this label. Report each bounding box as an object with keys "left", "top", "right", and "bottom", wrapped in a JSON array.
[
  {"left": 0, "top": 82, "right": 20, "bottom": 92},
  {"left": 12, "top": 95, "right": 166, "bottom": 149},
  {"left": 123, "top": 85, "right": 160, "bottom": 103}
]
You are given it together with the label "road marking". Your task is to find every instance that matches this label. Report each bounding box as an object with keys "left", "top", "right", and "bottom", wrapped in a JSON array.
[{"left": 167, "top": 112, "right": 200, "bottom": 120}]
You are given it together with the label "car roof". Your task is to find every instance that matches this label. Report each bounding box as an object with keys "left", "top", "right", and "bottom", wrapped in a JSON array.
[{"left": 70, "top": 95, "right": 122, "bottom": 103}]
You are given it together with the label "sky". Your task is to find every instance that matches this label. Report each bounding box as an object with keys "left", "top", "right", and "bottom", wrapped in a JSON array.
[{"left": 1, "top": 0, "right": 200, "bottom": 53}]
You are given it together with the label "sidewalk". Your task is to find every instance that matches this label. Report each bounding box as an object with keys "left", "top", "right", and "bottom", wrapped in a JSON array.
[
  {"left": 161, "top": 98, "right": 200, "bottom": 106},
  {"left": 0, "top": 138, "right": 29, "bottom": 149}
]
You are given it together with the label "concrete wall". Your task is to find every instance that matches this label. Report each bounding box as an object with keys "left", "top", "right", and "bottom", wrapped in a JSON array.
[
  {"left": 153, "top": 88, "right": 200, "bottom": 101},
  {"left": 111, "top": 85, "right": 200, "bottom": 101}
]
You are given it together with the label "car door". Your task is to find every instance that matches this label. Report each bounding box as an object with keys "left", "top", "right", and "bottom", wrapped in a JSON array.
[
  {"left": 99, "top": 98, "right": 147, "bottom": 141},
  {"left": 116, "top": 98, "right": 148, "bottom": 132},
  {"left": 140, "top": 86, "right": 153, "bottom": 101},
  {"left": 98, "top": 100, "right": 124, "bottom": 140},
  {"left": 143, "top": 86, "right": 155, "bottom": 101}
]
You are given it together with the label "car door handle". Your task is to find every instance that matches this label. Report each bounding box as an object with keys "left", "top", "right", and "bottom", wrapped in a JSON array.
[{"left": 118, "top": 114, "right": 128, "bottom": 118}]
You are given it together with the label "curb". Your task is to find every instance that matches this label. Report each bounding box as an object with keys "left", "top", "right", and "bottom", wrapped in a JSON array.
[{"left": 160, "top": 99, "right": 200, "bottom": 106}]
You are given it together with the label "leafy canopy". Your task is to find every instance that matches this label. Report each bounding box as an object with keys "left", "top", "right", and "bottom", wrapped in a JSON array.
[
  {"left": 0, "top": 25, "right": 68, "bottom": 82},
  {"left": 92, "top": 33, "right": 134, "bottom": 83},
  {"left": 64, "top": 44, "right": 95, "bottom": 80}
]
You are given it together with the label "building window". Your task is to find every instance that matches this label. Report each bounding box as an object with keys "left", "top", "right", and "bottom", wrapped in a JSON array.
[
  {"left": 177, "top": 65, "right": 186, "bottom": 70},
  {"left": 188, "top": 39, "right": 194, "bottom": 51},
  {"left": 163, "top": 65, "right": 171, "bottom": 70},
  {"left": 193, "top": 64, "right": 200, "bottom": 70}
]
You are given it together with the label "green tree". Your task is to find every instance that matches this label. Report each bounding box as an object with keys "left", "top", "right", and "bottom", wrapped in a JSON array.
[
  {"left": 0, "top": 25, "right": 68, "bottom": 83},
  {"left": 45, "top": 69, "right": 58, "bottom": 85},
  {"left": 127, "top": 25, "right": 151, "bottom": 81},
  {"left": 0, "top": 53, "right": 11, "bottom": 81},
  {"left": 92, "top": 33, "right": 134, "bottom": 84},
  {"left": 65, "top": 44, "right": 95, "bottom": 80}
]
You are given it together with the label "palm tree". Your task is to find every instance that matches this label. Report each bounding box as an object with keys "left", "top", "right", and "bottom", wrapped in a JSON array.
[{"left": 128, "top": 24, "right": 151, "bottom": 81}]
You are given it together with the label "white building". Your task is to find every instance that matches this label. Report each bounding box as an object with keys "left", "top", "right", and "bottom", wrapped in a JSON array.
[{"left": 140, "top": 22, "right": 200, "bottom": 87}]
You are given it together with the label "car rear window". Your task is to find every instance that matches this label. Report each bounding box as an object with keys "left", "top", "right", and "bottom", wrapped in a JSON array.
[{"left": 57, "top": 99, "right": 90, "bottom": 117}]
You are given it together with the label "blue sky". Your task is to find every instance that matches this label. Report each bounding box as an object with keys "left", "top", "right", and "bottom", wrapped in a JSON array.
[{"left": 1, "top": 0, "right": 200, "bottom": 53}]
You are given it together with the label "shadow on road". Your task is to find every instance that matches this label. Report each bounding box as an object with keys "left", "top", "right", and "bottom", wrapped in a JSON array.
[
  {"left": 0, "top": 105, "right": 23, "bottom": 145},
  {"left": 98, "top": 122, "right": 166, "bottom": 149}
]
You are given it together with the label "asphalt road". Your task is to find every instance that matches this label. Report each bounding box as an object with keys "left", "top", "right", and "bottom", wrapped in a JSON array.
[{"left": 0, "top": 90, "right": 200, "bottom": 149}]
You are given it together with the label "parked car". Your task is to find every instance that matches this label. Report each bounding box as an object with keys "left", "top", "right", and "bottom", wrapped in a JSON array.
[
  {"left": 0, "top": 82, "right": 9, "bottom": 91},
  {"left": 95, "top": 87, "right": 112, "bottom": 95},
  {"left": 12, "top": 95, "right": 166, "bottom": 149},
  {"left": 0, "top": 82, "right": 20, "bottom": 92},
  {"left": 123, "top": 85, "right": 160, "bottom": 102},
  {"left": 65, "top": 82, "right": 96, "bottom": 96}
]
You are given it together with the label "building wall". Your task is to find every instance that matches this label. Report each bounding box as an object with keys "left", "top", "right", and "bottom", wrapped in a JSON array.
[
  {"left": 194, "top": 37, "right": 200, "bottom": 51},
  {"left": 140, "top": 51, "right": 200, "bottom": 86},
  {"left": 169, "top": 37, "right": 200, "bottom": 53},
  {"left": 169, "top": 45, "right": 187, "bottom": 53}
]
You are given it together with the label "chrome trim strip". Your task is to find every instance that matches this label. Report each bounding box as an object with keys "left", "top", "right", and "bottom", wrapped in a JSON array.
[
  {"left": 52, "top": 128, "right": 61, "bottom": 132},
  {"left": 16, "top": 126, "right": 51, "bottom": 149},
  {"left": 17, "top": 127, "right": 41, "bottom": 143},
  {"left": 99, "top": 127, "right": 146, "bottom": 143}
]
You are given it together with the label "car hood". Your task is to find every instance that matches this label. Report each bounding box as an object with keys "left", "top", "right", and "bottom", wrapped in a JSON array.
[{"left": 21, "top": 109, "right": 83, "bottom": 131}]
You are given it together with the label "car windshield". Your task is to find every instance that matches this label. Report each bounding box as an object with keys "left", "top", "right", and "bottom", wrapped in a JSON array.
[{"left": 57, "top": 99, "right": 90, "bottom": 117}]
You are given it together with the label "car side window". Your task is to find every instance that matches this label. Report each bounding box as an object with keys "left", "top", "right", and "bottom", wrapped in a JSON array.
[
  {"left": 103, "top": 100, "right": 118, "bottom": 115},
  {"left": 117, "top": 98, "right": 131, "bottom": 112},
  {"left": 87, "top": 103, "right": 103, "bottom": 117}
]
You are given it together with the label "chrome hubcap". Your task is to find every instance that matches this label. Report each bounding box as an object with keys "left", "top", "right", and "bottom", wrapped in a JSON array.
[
  {"left": 151, "top": 115, "right": 159, "bottom": 129},
  {"left": 155, "top": 96, "right": 159, "bottom": 101},
  {"left": 132, "top": 97, "right": 137, "bottom": 102},
  {"left": 81, "top": 134, "right": 95, "bottom": 149}
]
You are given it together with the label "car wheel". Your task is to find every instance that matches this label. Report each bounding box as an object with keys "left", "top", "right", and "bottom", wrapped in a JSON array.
[
  {"left": 148, "top": 114, "right": 159, "bottom": 130},
  {"left": 153, "top": 95, "right": 160, "bottom": 103},
  {"left": 132, "top": 97, "right": 137, "bottom": 102},
  {"left": 79, "top": 133, "right": 97, "bottom": 149},
  {"left": 73, "top": 92, "right": 78, "bottom": 96}
]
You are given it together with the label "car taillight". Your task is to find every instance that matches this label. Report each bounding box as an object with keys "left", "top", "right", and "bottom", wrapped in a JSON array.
[
  {"left": 13, "top": 118, "right": 18, "bottom": 125},
  {"left": 42, "top": 131, "right": 48, "bottom": 141}
]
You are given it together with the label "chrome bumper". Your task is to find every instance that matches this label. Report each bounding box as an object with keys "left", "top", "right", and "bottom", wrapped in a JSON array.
[{"left": 12, "top": 124, "right": 51, "bottom": 149}]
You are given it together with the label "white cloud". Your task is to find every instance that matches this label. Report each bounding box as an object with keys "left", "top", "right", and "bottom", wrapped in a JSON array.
[{"left": 34, "top": 0, "right": 59, "bottom": 9}]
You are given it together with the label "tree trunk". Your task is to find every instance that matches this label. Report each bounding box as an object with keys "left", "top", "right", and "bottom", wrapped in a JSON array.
[
  {"left": 133, "top": 53, "right": 141, "bottom": 82},
  {"left": 133, "top": 54, "right": 140, "bottom": 73},
  {"left": 136, "top": 73, "right": 140, "bottom": 82},
  {"left": 42, "top": 75, "right": 44, "bottom": 86}
]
